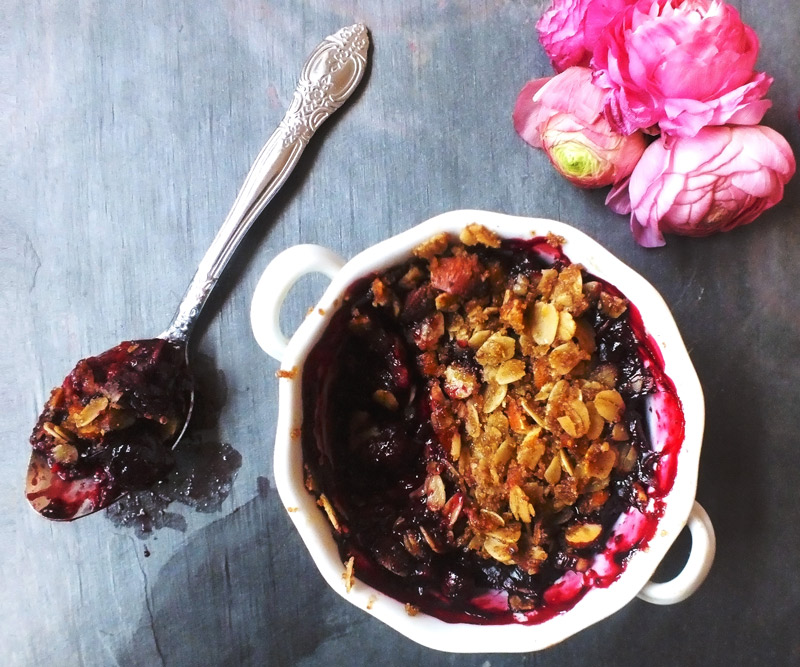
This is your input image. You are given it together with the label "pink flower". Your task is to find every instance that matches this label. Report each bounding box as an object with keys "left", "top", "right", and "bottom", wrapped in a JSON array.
[
  {"left": 592, "top": 0, "right": 773, "bottom": 137},
  {"left": 536, "top": 0, "right": 637, "bottom": 72},
  {"left": 622, "top": 125, "right": 796, "bottom": 247},
  {"left": 514, "top": 67, "right": 647, "bottom": 187}
]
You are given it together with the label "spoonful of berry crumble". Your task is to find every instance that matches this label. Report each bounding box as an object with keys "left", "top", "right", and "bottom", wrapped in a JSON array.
[{"left": 25, "top": 23, "right": 370, "bottom": 520}]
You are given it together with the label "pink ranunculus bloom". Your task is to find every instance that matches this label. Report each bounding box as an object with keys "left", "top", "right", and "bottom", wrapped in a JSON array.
[
  {"left": 536, "top": 0, "right": 637, "bottom": 72},
  {"left": 625, "top": 125, "right": 796, "bottom": 247},
  {"left": 514, "top": 67, "right": 647, "bottom": 187},
  {"left": 592, "top": 0, "right": 773, "bottom": 138}
]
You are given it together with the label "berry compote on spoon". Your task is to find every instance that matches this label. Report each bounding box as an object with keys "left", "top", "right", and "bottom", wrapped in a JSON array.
[{"left": 26, "top": 23, "right": 370, "bottom": 520}]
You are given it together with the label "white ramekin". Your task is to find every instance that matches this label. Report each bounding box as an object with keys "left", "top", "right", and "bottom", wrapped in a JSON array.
[{"left": 250, "top": 210, "right": 715, "bottom": 653}]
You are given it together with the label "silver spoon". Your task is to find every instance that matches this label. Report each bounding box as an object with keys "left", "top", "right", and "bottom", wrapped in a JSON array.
[{"left": 26, "top": 23, "right": 370, "bottom": 520}]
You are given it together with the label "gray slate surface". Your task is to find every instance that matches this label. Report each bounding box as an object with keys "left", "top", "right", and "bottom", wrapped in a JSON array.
[{"left": 3, "top": 1, "right": 799, "bottom": 665}]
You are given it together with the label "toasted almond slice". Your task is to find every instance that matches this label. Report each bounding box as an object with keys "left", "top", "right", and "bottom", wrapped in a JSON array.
[
  {"left": 475, "top": 332, "right": 516, "bottom": 366},
  {"left": 424, "top": 474, "right": 446, "bottom": 511},
  {"left": 594, "top": 389, "right": 625, "bottom": 422},
  {"left": 519, "top": 396, "right": 538, "bottom": 419},
  {"left": 568, "top": 398, "right": 591, "bottom": 436},
  {"left": 483, "top": 382, "right": 507, "bottom": 413},
  {"left": 565, "top": 522, "right": 602, "bottom": 547},
  {"left": 480, "top": 508, "right": 506, "bottom": 528},
  {"left": 559, "top": 449, "right": 575, "bottom": 476},
  {"left": 518, "top": 428, "right": 546, "bottom": 469},
  {"left": 529, "top": 302, "right": 558, "bottom": 346},
  {"left": 544, "top": 455, "right": 562, "bottom": 485},
  {"left": 450, "top": 430, "right": 462, "bottom": 460},
  {"left": 73, "top": 396, "right": 109, "bottom": 428},
  {"left": 495, "top": 359, "right": 526, "bottom": 385},
  {"left": 556, "top": 310, "right": 576, "bottom": 342},
  {"left": 550, "top": 341, "right": 588, "bottom": 376},
  {"left": 443, "top": 493, "right": 464, "bottom": 527},
  {"left": 586, "top": 402, "right": 605, "bottom": 440},
  {"left": 465, "top": 400, "right": 481, "bottom": 437},
  {"left": 492, "top": 441, "right": 515, "bottom": 468},
  {"left": 420, "top": 526, "right": 446, "bottom": 553},
  {"left": 43, "top": 422, "right": 75, "bottom": 443},
  {"left": 483, "top": 536, "right": 515, "bottom": 563},
  {"left": 509, "top": 485, "right": 535, "bottom": 523},
  {"left": 557, "top": 415, "right": 579, "bottom": 438},
  {"left": 468, "top": 329, "right": 492, "bottom": 349}
]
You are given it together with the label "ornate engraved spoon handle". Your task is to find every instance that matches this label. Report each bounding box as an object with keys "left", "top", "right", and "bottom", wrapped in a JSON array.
[{"left": 162, "top": 23, "right": 369, "bottom": 342}]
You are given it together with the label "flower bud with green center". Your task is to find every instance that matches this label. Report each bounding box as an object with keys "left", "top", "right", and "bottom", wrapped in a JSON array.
[
  {"left": 549, "top": 139, "right": 606, "bottom": 181},
  {"left": 514, "top": 67, "right": 647, "bottom": 189}
]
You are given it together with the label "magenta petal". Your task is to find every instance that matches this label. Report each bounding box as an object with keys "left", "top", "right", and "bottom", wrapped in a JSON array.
[
  {"left": 606, "top": 176, "right": 633, "bottom": 214},
  {"left": 630, "top": 212, "right": 666, "bottom": 248}
]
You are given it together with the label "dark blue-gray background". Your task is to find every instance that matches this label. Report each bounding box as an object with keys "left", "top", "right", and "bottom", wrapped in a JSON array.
[{"left": 3, "top": 1, "right": 799, "bottom": 665}]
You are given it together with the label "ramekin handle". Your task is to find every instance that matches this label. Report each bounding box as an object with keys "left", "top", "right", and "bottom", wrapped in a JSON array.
[
  {"left": 637, "top": 501, "right": 716, "bottom": 605},
  {"left": 250, "top": 244, "right": 345, "bottom": 362}
]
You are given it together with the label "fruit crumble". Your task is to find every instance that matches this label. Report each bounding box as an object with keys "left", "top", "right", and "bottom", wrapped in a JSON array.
[
  {"left": 301, "top": 224, "right": 683, "bottom": 623},
  {"left": 28, "top": 338, "right": 191, "bottom": 518}
]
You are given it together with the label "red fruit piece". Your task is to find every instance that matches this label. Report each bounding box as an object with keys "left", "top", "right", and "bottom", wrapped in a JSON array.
[{"left": 430, "top": 254, "right": 482, "bottom": 297}]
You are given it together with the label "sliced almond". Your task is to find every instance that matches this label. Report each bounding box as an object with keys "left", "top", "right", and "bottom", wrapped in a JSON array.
[
  {"left": 483, "top": 536, "right": 516, "bottom": 563},
  {"left": 468, "top": 329, "right": 492, "bottom": 349},
  {"left": 557, "top": 415, "right": 579, "bottom": 438},
  {"left": 509, "top": 485, "right": 535, "bottom": 523},
  {"left": 495, "top": 359, "right": 526, "bottom": 385},
  {"left": 475, "top": 332, "right": 516, "bottom": 366},
  {"left": 73, "top": 396, "right": 109, "bottom": 428},
  {"left": 594, "top": 389, "right": 625, "bottom": 422},
  {"left": 550, "top": 341, "right": 588, "bottom": 376},
  {"left": 565, "top": 522, "right": 602, "bottom": 547},
  {"left": 450, "top": 430, "right": 462, "bottom": 460},
  {"left": 465, "top": 400, "right": 481, "bottom": 437},
  {"left": 544, "top": 455, "right": 562, "bottom": 485},
  {"left": 483, "top": 382, "right": 507, "bottom": 413},
  {"left": 529, "top": 302, "right": 558, "bottom": 346},
  {"left": 42, "top": 422, "right": 75, "bottom": 443},
  {"left": 556, "top": 310, "right": 576, "bottom": 342},
  {"left": 586, "top": 402, "right": 605, "bottom": 440},
  {"left": 517, "top": 427, "right": 546, "bottom": 470},
  {"left": 424, "top": 474, "right": 447, "bottom": 511},
  {"left": 479, "top": 508, "right": 506, "bottom": 528},
  {"left": 492, "top": 441, "right": 515, "bottom": 468},
  {"left": 599, "top": 291, "right": 628, "bottom": 318},
  {"left": 559, "top": 449, "right": 575, "bottom": 476}
]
